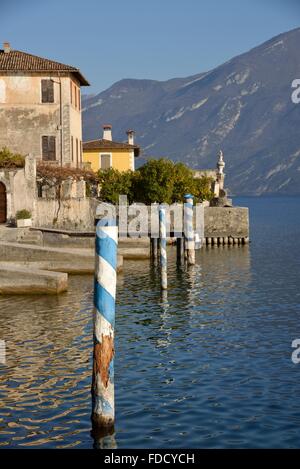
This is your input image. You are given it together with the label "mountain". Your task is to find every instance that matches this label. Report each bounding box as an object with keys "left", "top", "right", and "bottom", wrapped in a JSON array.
[{"left": 82, "top": 28, "right": 300, "bottom": 195}]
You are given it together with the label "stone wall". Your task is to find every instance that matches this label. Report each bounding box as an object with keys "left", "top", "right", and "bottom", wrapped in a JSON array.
[
  {"left": 0, "top": 154, "right": 36, "bottom": 220},
  {"left": 34, "top": 197, "right": 98, "bottom": 230},
  {"left": 204, "top": 207, "right": 249, "bottom": 238}
]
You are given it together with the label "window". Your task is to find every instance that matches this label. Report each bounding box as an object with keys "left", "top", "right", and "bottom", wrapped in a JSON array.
[
  {"left": 70, "top": 81, "right": 73, "bottom": 105},
  {"left": 80, "top": 140, "right": 82, "bottom": 162},
  {"left": 41, "top": 80, "right": 54, "bottom": 103},
  {"left": 100, "top": 154, "right": 111, "bottom": 170},
  {"left": 71, "top": 136, "right": 74, "bottom": 162},
  {"left": 78, "top": 88, "right": 81, "bottom": 110},
  {"left": 42, "top": 136, "right": 56, "bottom": 161}
]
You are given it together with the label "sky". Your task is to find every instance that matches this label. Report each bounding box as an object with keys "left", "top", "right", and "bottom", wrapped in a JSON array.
[{"left": 1, "top": 0, "right": 300, "bottom": 93}]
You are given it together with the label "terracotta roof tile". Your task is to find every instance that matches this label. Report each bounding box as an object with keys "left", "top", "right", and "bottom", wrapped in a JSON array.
[
  {"left": 83, "top": 139, "right": 140, "bottom": 157},
  {"left": 0, "top": 49, "right": 89, "bottom": 85}
]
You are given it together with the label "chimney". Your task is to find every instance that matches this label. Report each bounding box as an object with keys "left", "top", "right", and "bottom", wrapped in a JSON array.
[
  {"left": 103, "top": 124, "right": 112, "bottom": 141},
  {"left": 3, "top": 42, "right": 11, "bottom": 53},
  {"left": 126, "top": 129, "right": 135, "bottom": 145}
]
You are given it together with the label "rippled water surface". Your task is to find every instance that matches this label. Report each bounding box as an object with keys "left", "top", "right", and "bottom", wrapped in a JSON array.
[{"left": 1, "top": 196, "right": 300, "bottom": 448}]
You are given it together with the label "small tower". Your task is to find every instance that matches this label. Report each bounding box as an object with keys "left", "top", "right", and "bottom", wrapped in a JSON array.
[
  {"left": 216, "top": 150, "right": 225, "bottom": 191},
  {"left": 210, "top": 149, "right": 232, "bottom": 206}
]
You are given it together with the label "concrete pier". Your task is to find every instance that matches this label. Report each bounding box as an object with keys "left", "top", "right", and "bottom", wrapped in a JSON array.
[
  {"left": 0, "top": 242, "right": 123, "bottom": 274},
  {"left": 0, "top": 263, "right": 68, "bottom": 294}
]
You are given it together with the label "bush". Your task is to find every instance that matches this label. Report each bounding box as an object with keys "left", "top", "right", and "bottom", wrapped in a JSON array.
[
  {"left": 0, "top": 147, "right": 25, "bottom": 169},
  {"left": 16, "top": 209, "right": 31, "bottom": 220}
]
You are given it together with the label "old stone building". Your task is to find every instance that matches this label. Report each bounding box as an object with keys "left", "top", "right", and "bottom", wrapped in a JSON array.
[{"left": 0, "top": 42, "right": 89, "bottom": 167}]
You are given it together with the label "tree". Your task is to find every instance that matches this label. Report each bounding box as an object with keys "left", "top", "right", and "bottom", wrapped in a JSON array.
[
  {"left": 172, "top": 162, "right": 195, "bottom": 202},
  {"left": 192, "top": 176, "right": 214, "bottom": 202},
  {"left": 95, "top": 159, "right": 214, "bottom": 205},
  {"left": 133, "top": 158, "right": 175, "bottom": 204},
  {"left": 97, "top": 168, "right": 134, "bottom": 204}
]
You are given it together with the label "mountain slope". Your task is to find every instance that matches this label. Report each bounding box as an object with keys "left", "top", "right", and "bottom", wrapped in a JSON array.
[{"left": 82, "top": 28, "right": 300, "bottom": 195}]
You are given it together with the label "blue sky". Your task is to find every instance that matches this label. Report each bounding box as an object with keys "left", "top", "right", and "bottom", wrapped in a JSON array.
[{"left": 1, "top": 0, "right": 300, "bottom": 93}]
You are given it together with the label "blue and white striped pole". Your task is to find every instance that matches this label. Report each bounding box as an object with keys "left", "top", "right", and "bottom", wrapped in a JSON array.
[
  {"left": 92, "top": 217, "right": 118, "bottom": 429},
  {"left": 159, "top": 207, "right": 167, "bottom": 290},
  {"left": 184, "top": 194, "right": 195, "bottom": 265}
]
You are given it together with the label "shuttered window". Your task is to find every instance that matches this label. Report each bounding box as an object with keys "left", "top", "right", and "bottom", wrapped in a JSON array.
[
  {"left": 42, "top": 136, "right": 56, "bottom": 161},
  {"left": 101, "top": 154, "right": 111, "bottom": 170},
  {"left": 41, "top": 80, "right": 54, "bottom": 103}
]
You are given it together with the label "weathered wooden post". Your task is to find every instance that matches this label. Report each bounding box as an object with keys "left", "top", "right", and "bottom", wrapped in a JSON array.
[
  {"left": 91, "top": 217, "right": 118, "bottom": 430},
  {"left": 159, "top": 207, "right": 167, "bottom": 290},
  {"left": 176, "top": 236, "right": 184, "bottom": 263},
  {"left": 151, "top": 237, "right": 158, "bottom": 260},
  {"left": 184, "top": 194, "right": 195, "bottom": 265}
]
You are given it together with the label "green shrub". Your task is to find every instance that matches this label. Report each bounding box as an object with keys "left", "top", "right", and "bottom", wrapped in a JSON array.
[{"left": 16, "top": 209, "right": 31, "bottom": 220}]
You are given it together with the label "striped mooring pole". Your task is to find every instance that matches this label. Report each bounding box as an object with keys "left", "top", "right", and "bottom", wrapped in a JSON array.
[
  {"left": 159, "top": 207, "right": 167, "bottom": 290},
  {"left": 184, "top": 194, "right": 195, "bottom": 265},
  {"left": 91, "top": 217, "right": 118, "bottom": 430}
]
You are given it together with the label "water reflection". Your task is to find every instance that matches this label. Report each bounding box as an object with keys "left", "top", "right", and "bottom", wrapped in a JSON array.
[
  {"left": 91, "top": 426, "right": 117, "bottom": 449},
  {"left": 1, "top": 201, "right": 300, "bottom": 449},
  {"left": 0, "top": 276, "right": 94, "bottom": 448}
]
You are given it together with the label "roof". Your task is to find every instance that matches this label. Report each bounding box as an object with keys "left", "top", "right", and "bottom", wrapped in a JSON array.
[
  {"left": 83, "top": 139, "right": 140, "bottom": 157},
  {"left": 0, "top": 49, "right": 89, "bottom": 86}
]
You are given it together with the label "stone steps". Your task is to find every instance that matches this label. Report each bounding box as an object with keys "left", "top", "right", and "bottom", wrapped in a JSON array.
[{"left": 17, "top": 229, "right": 43, "bottom": 246}]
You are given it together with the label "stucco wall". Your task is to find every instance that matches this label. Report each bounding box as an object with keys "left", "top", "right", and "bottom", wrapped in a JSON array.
[
  {"left": 83, "top": 149, "right": 132, "bottom": 172},
  {"left": 0, "top": 72, "right": 82, "bottom": 167}
]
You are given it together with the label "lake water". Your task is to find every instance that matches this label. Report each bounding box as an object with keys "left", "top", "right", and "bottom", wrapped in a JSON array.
[{"left": 0, "top": 196, "right": 300, "bottom": 448}]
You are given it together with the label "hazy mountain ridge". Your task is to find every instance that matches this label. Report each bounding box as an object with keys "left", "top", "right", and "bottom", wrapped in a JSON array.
[{"left": 82, "top": 28, "right": 300, "bottom": 195}]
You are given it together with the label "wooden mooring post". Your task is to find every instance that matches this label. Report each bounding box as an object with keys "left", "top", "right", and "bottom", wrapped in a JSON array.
[
  {"left": 176, "top": 236, "right": 184, "bottom": 263},
  {"left": 91, "top": 217, "right": 118, "bottom": 430},
  {"left": 184, "top": 194, "right": 195, "bottom": 265},
  {"left": 159, "top": 207, "right": 167, "bottom": 290},
  {"left": 150, "top": 237, "right": 158, "bottom": 260}
]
